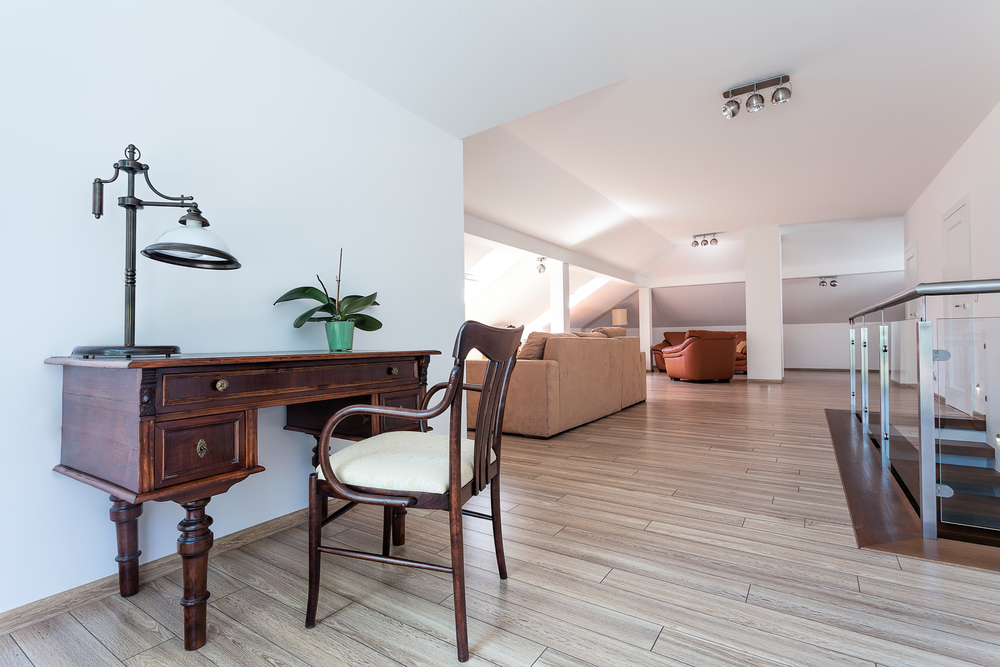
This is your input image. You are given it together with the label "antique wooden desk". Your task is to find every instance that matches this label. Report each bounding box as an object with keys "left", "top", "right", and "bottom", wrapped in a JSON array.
[{"left": 45, "top": 349, "right": 437, "bottom": 650}]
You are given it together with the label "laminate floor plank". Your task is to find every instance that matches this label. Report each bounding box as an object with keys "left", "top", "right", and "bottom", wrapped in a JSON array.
[
  {"left": 212, "top": 587, "right": 407, "bottom": 667},
  {"left": 69, "top": 595, "right": 173, "bottom": 661},
  {"left": 11, "top": 612, "right": 124, "bottom": 667},
  {"left": 15, "top": 371, "right": 1000, "bottom": 665},
  {"left": 0, "top": 635, "right": 32, "bottom": 667},
  {"left": 122, "top": 638, "right": 216, "bottom": 667}
]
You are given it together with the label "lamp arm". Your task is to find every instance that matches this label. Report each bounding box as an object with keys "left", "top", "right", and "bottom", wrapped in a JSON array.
[
  {"left": 141, "top": 167, "right": 194, "bottom": 203},
  {"left": 137, "top": 200, "right": 199, "bottom": 209},
  {"left": 92, "top": 165, "right": 121, "bottom": 219}
]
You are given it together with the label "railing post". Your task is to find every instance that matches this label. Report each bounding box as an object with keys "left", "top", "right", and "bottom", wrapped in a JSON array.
[
  {"left": 861, "top": 324, "right": 869, "bottom": 434},
  {"left": 850, "top": 326, "right": 856, "bottom": 413},
  {"left": 917, "top": 320, "right": 937, "bottom": 539},
  {"left": 880, "top": 323, "right": 890, "bottom": 468}
]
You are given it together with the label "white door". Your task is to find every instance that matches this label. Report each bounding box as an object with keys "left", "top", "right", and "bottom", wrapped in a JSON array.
[{"left": 943, "top": 198, "right": 973, "bottom": 415}]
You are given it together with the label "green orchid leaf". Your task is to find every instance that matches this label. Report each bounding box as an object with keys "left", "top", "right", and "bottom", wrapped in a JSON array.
[
  {"left": 273, "top": 286, "right": 328, "bottom": 305},
  {"left": 339, "top": 292, "right": 378, "bottom": 315},
  {"left": 347, "top": 313, "right": 383, "bottom": 331},
  {"left": 293, "top": 304, "right": 326, "bottom": 328}
]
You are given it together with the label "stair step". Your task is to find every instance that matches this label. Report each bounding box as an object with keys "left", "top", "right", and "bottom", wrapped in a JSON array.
[
  {"left": 940, "top": 462, "right": 1000, "bottom": 490},
  {"left": 938, "top": 439, "right": 996, "bottom": 459},
  {"left": 937, "top": 415, "right": 987, "bottom": 431}
]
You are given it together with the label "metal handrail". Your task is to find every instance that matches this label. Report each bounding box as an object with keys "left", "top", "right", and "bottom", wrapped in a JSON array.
[{"left": 849, "top": 279, "right": 1000, "bottom": 322}]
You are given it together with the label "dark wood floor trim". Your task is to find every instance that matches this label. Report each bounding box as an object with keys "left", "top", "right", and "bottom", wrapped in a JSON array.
[
  {"left": 826, "top": 408, "right": 1000, "bottom": 572},
  {"left": 825, "top": 409, "right": 922, "bottom": 548}
]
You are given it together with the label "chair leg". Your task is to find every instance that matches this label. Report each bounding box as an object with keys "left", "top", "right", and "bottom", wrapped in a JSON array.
[
  {"left": 305, "top": 474, "right": 322, "bottom": 628},
  {"left": 449, "top": 498, "right": 469, "bottom": 662},
  {"left": 381, "top": 506, "right": 392, "bottom": 557},
  {"left": 391, "top": 507, "right": 407, "bottom": 546},
  {"left": 490, "top": 476, "right": 508, "bottom": 580}
]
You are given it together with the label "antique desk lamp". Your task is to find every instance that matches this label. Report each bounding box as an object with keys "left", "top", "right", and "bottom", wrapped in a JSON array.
[{"left": 73, "top": 145, "right": 241, "bottom": 357}]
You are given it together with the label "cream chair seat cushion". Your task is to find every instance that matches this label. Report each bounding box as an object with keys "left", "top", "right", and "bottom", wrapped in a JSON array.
[{"left": 319, "top": 431, "right": 496, "bottom": 495}]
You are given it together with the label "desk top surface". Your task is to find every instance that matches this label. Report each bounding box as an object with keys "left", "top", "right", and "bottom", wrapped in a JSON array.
[{"left": 45, "top": 349, "right": 441, "bottom": 369}]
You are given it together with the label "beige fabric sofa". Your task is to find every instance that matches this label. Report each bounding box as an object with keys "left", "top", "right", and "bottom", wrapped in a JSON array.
[{"left": 466, "top": 333, "right": 646, "bottom": 438}]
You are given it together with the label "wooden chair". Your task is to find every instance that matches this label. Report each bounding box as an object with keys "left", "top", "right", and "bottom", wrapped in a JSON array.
[{"left": 305, "top": 320, "right": 523, "bottom": 662}]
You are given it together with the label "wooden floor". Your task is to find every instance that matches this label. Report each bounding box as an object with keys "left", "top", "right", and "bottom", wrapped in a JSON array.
[{"left": 7, "top": 371, "right": 1000, "bottom": 666}]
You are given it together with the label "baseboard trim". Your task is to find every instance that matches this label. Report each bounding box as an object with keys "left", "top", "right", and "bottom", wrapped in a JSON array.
[
  {"left": 0, "top": 507, "right": 306, "bottom": 636},
  {"left": 747, "top": 378, "right": 784, "bottom": 384},
  {"left": 784, "top": 367, "right": 850, "bottom": 373}
]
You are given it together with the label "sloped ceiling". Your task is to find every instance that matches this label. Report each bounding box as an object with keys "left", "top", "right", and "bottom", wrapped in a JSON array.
[
  {"left": 464, "top": 127, "right": 674, "bottom": 275},
  {"left": 220, "top": 0, "right": 626, "bottom": 138}
]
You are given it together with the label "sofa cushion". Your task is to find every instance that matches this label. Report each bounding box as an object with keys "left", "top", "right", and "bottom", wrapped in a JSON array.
[
  {"left": 517, "top": 331, "right": 576, "bottom": 360},
  {"left": 574, "top": 332, "right": 607, "bottom": 338},
  {"left": 592, "top": 327, "right": 627, "bottom": 338}
]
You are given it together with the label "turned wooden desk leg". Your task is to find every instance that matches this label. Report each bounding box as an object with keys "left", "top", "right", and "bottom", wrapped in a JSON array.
[
  {"left": 176, "top": 498, "right": 214, "bottom": 651},
  {"left": 109, "top": 496, "right": 142, "bottom": 597},
  {"left": 391, "top": 507, "right": 406, "bottom": 546}
]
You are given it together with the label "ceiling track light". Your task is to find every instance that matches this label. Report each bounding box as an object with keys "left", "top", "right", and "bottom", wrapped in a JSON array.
[
  {"left": 818, "top": 275, "right": 838, "bottom": 287},
  {"left": 536, "top": 257, "right": 547, "bottom": 274},
  {"left": 722, "top": 75, "right": 791, "bottom": 119},
  {"left": 692, "top": 233, "right": 721, "bottom": 248}
]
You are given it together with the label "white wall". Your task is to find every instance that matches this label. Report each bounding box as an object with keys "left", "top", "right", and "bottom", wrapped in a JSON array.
[
  {"left": 904, "top": 97, "right": 1000, "bottom": 465},
  {"left": 0, "top": 1, "right": 464, "bottom": 614},
  {"left": 784, "top": 323, "right": 879, "bottom": 371}
]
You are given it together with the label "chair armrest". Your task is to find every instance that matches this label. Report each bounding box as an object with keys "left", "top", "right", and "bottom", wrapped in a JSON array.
[
  {"left": 660, "top": 337, "right": 697, "bottom": 357},
  {"left": 315, "top": 366, "right": 462, "bottom": 504}
]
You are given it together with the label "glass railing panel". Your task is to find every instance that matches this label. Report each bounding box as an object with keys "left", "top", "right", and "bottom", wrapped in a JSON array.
[
  {"left": 886, "top": 318, "right": 922, "bottom": 510},
  {"left": 937, "top": 316, "right": 1000, "bottom": 531}
]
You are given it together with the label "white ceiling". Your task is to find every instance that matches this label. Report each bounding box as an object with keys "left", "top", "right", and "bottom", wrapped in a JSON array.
[
  {"left": 225, "top": 1, "right": 1000, "bottom": 327},
  {"left": 495, "top": 0, "right": 1000, "bottom": 245}
]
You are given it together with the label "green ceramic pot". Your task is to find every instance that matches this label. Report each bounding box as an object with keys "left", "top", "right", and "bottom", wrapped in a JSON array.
[{"left": 324, "top": 320, "right": 355, "bottom": 351}]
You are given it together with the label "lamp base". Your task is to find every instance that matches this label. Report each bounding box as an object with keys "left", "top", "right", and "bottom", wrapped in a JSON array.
[{"left": 72, "top": 345, "right": 181, "bottom": 358}]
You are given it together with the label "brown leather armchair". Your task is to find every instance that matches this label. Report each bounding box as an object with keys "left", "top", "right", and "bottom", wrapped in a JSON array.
[
  {"left": 660, "top": 330, "right": 738, "bottom": 382},
  {"left": 651, "top": 332, "right": 687, "bottom": 372}
]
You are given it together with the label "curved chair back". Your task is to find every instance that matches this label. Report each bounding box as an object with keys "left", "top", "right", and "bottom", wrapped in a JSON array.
[{"left": 453, "top": 321, "right": 522, "bottom": 494}]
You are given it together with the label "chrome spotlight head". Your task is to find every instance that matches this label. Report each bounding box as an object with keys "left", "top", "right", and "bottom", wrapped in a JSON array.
[
  {"left": 701, "top": 238, "right": 709, "bottom": 246},
  {"left": 830, "top": 279, "right": 838, "bottom": 287},
  {"left": 747, "top": 92, "right": 765, "bottom": 113},
  {"left": 772, "top": 85, "right": 791, "bottom": 105},
  {"left": 710, "top": 236, "right": 718, "bottom": 246},
  {"left": 536, "top": 257, "right": 546, "bottom": 274},
  {"left": 819, "top": 279, "right": 827, "bottom": 287},
  {"left": 722, "top": 98, "right": 740, "bottom": 119},
  {"left": 692, "top": 239, "right": 699, "bottom": 248}
]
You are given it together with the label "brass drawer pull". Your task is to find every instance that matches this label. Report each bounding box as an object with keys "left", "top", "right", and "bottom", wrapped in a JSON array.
[
  {"left": 214, "top": 379, "right": 229, "bottom": 392},
  {"left": 196, "top": 439, "right": 210, "bottom": 458},
  {"left": 387, "top": 366, "right": 399, "bottom": 375}
]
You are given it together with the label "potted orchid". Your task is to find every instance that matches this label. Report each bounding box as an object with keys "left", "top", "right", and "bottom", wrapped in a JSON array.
[{"left": 273, "top": 249, "right": 382, "bottom": 351}]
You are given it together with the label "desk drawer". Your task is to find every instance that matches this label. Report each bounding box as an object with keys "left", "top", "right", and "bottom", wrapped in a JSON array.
[
  {"left": 161, "top": 361, "right": 416, "bottom": 408},
  {"left": 153, "top": 412, "right": 247, "bottom": 489}
]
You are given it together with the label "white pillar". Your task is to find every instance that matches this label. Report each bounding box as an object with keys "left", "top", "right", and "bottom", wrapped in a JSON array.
[
  {"left": 638, "top": 287, "right": 652, "bottom": 371},
  {"left": 550, "top": 260, "right": 570, "bottom": 333},
  {"left": 745, "top": 226, "right": 784, "bottom": 381}
]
